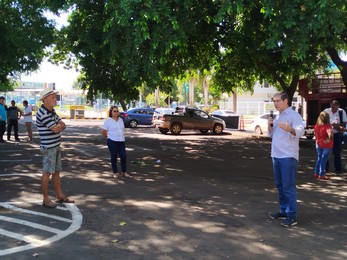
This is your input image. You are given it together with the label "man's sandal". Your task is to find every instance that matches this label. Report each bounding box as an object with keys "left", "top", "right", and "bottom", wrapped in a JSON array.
[
  {"left": 55, "top": 197, "right": 75, "bottom": 203},
  {"left": 42, "top": 201, "right": 57, "bottom": 208}
]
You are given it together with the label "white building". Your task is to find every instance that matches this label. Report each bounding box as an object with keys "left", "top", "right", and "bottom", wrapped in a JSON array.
[{"left": 219, "top": 82, "right": 305, "bottom": 116}]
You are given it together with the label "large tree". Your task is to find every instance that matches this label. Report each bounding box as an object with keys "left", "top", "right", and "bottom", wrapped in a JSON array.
[
  {"left": 0, "top": 0, "right": 66, "bottom": 91},
  {"left": 212, "top": 1, "right": 330, "bottom": 102},
  {"left": 53, "top": 0, "right": 347, "bottom": 103},
  {"left": 256, "top": 0, "right": 347, "bottom": 86},
  {"left": 52, "top": 0, "right": 220, "bottom": 107}
]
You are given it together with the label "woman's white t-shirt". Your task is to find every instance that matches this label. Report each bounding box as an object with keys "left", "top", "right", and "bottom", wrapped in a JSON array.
[
  {"left": 102, "top": 117, "right": 125, "bottom": 141},
  {"left": 23, "top": 106, "right": 32, "bottom": 123}
]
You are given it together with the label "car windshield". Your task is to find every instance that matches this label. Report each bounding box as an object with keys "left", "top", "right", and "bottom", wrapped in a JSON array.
[{"left": 193, "top": 110, "right": 209, "bottom": 119}]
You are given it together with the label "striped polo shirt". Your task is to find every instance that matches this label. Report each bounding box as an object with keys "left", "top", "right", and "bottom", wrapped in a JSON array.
[{"left": 36, "top": 105, "right": 61, "bottom": 149}]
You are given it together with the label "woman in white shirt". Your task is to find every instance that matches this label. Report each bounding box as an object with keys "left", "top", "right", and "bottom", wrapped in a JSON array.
[{"left": 101, "top": 106, "right": 130, "bottom": 179}]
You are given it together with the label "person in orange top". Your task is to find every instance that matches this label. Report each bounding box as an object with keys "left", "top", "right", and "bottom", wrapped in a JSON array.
[{"left": 314, "top": 111, "right": 334, "bottom": 180}]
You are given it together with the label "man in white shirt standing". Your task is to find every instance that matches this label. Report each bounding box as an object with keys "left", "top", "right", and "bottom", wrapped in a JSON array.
[
  {"left": 268, "top": 92, "right": 305, "bottom": 228},
  {"left": 22, "top": 100, "right": 33, "bottom": 141},
  {"left": 324, "top": 100, "right": 347, "bottom": 174}
]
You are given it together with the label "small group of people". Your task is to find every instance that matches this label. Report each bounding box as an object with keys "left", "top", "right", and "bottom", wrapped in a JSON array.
[
  {"left": 36, "top": 88, "right": 130, "bottom": 208},
  {"left": 268, "top": 94, "right": 347, "bottom": 228},
  {"left": 0, "top": 96, "right": 33, "bottom": 142},
  {"left": 314, "top": 100, "right": 347, "bottom": 180}
]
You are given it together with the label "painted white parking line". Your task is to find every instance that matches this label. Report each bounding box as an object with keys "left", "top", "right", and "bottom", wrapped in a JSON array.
[
  {"left": 0, "top": 215, "right": 63, "bottom": 234},
  {"left": 0, "top": 159, "right": 32, "bottom": 162},
  {"left": 0, "top": 173, "right": 41, "bottom": 177},
  {"left": 0, "top": 228, "right": 46, "bottom": 246},
  {"left": 0, "top": 150, "right": 22, "bottom": 153},
  {"left": 1, "top": 203, "right": 71, "bottom": 218},
  {"left": 0, "top": 202, "right": 83, "bottom": 256}
]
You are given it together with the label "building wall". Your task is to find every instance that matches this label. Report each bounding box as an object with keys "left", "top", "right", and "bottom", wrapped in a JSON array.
[{"left": 219, "top": 82, "right": 306, "bottom": 117}]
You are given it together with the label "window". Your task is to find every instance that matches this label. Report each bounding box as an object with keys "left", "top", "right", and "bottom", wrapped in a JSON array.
[{"left": 194, "top": 110, "right": 208, "bottom": 119}]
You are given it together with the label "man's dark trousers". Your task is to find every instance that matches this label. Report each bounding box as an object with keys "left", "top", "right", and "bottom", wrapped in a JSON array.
[
  {"left": 0, "top": 121, "right": 5, "bottom": 141},
  {"left": 7, "top": 119, "right": 19, "bottom": 140}
]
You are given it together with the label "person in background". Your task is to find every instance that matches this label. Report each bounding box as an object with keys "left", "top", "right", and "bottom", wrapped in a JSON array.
[
  {"left": 36, "top": 88, "right": 74, "bottom": 208},
  {"left": 324, "top": 100, "right": 347, "bottom": 174},
  {"left": 268, "top": 92, "right": 305, "bottom": 228},
  {"left": 101, "top": 106, "right": 130, "bottom": 179},
  {"left": 343, "top": 107, "right": 347, "bottom": 171},
  {"left": 297, "top": 104, "right": 303, "bottom": 117},
  {"left": 0, "top": 96, "right": 7, "bottom": 143},
  {"left": 314, "top": 111, "right": 333, "bottom": 180},
  {"left": 7, "top": 100, "right": 22, "bottom": 141},
  {"left": 22, "top": 100, "right": 33, "bottom": 141}
]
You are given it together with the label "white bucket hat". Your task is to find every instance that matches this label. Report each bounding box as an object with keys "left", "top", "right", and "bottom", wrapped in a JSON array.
[{"left": 39, "top": 88, "right": 59, "bottom": 101}]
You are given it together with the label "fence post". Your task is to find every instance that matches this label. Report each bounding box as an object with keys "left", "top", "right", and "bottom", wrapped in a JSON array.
[{"left": 239, "top": 114, "right": 245, "bottom": 131}]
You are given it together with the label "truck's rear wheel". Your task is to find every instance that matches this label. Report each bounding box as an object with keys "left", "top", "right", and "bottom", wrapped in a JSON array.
[
  {"left": 213, "top": 124, "right": 223, "bottom": 134},
  {"left": 170, "top": 123, "right": 182, "bottom": 135}
]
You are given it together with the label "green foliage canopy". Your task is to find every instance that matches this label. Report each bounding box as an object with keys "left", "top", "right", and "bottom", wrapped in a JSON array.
[
  {"left": 52, "top": 0, "right": 347, "bottom": 103},
  {"left": 0, "top": 0, "right": 66, "bottom": 91},
  {"left": 52, "top": 0, "right": 220, "bottom": 104}
]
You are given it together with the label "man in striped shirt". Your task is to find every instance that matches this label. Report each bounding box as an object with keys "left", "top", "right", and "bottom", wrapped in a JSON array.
[{"left": 36, "top": 88, "right": 74, "bottom": 208}]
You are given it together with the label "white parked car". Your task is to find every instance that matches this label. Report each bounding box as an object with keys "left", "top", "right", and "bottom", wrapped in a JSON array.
[
  {"left": 250, "top": 112, "right": 278, "bottom": 135},
  {"left": 250, "top": 112, "right": 308, "bottom": 137}
]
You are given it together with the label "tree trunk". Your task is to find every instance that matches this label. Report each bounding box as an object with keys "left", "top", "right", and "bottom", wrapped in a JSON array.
[
  {"left": 276, "top": 75, "right": 299, "bottom": 106},
  {"left": 203, "top": 76, "right": 209, "bottom": 106},
  {"left": 118, "top": 99, "right": 127, "bottom": 111}
]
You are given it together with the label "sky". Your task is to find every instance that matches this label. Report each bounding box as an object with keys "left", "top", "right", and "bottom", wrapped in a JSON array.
[
  {"left": 21, "top": 12, "right": 79, "bottom": 90},
  {"left": 21, "top": 60, "right": 79, "bottom": 90}
]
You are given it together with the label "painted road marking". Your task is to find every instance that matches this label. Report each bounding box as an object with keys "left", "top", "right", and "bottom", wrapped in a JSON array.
[
  {"left": 0, "top": 173, "right": 41, "bottom": 177},
  {"left": 0, "top": 148, "right": 33, "bottom": 163},
  {"left": 0, "top": 150, "right": 22, "bottom": 153},
  {"left": 0, "top": 159, "right": 32, "bottom": 162},
  {"left": 0, "top": 148, "right": 34, "bottom": 162},
  {"left": 0, "top": 201, "right": 83, "bottom": 256},
  {"left": 0, "top": 215, "right": 63, "bottom": 233}
]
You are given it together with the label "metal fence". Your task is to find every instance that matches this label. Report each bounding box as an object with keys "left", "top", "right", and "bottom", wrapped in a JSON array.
[{"left": 219, "top": 101, "right": 275, "bottom": 116}]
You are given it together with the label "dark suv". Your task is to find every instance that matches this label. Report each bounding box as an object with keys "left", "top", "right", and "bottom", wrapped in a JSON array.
[{"left": 120, "top": 107, "right": 155, "bottom": 128}]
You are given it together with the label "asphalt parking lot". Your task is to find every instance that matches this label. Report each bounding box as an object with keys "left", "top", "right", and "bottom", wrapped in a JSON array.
[{"left": 1, "top": 120, "right": 347, "bottom": 259}]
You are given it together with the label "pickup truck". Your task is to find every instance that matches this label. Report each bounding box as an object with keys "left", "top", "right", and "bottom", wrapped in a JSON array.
[{"left": 158, "top": 107, "right": 226, "bottom": 135}]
